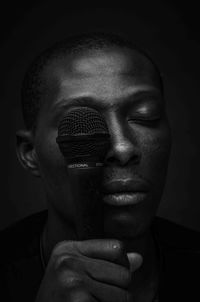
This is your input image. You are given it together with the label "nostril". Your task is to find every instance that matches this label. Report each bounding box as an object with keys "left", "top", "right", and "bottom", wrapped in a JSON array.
[{"left": 104, "top": 141, "right": 141, "bottom": 166}]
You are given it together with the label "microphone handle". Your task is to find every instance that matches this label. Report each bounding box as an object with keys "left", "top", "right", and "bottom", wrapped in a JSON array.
[{"left": 68, "top": 166, "right": 104, "bottom": 240}]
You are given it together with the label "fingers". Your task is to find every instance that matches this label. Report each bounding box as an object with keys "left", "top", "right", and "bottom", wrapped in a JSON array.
[
  {"left": 39, "top": 239, "right": 143, "bottom": 302},
  {"left": 87, "top": 278, "right": 132, "bottom": 302},
  {"left": 81, "top": 258, "right": 132, "bottom": 289},
  {"left": 56, "top": 270, "right": 98, "bottom": 302},
  {"left": 51, "top": 239, "right": 142, "bottom": 301},
  {"left": 66, "top": 288, "right": 98, "bottom": 302},
  {"left": 54, "top": 239, "right": 130, "bottom": 268},
  {"left": 53, "top": 254, "right": 131, "bottom": 289},
  {"left": 55, "top": 268, "right": 131, "bottom": 302}
]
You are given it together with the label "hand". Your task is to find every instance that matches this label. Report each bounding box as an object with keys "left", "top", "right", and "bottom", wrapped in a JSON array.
[{"left": 35, "top": 239, "right": 143, "bottom": 302}]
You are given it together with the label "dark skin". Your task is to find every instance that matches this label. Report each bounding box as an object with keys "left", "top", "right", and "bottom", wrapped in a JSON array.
[{"left": 17, "top": 46, "right": 171, "bottom": 301}]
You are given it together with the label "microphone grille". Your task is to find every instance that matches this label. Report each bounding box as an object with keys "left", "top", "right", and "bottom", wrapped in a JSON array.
[
  {"left": 58, "top": 107, "right": 108, "bottom": 136},
  {"left": 56, "top": 107, "right": 110, "bottom": 163}
]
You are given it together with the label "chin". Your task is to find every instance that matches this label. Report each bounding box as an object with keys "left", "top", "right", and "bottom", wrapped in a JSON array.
[{"left": 103, "top": 208, "right": 155, "bottom": 239}]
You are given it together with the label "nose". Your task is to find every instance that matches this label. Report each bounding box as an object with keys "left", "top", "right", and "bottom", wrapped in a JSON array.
[{"left": 105, "top": 113, "right": 141, "bottom": 166}]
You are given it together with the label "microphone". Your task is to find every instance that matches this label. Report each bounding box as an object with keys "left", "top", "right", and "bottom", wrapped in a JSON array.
[{"left": 56, "top": 106, "right": 110, "bottom": 240}]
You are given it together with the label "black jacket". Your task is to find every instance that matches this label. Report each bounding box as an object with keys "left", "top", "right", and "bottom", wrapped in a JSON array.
[{"left": 1, "top": 210, "right": 200, "bottom": 301}]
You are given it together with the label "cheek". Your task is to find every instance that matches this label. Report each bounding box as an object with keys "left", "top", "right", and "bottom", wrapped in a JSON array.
[
  {"left": 35, "top": 130, "right": 68, "bottom": 187},
  {"left": 137, "top": 126, "right": 171, "bottom": 187},
  {"left": 34, "top": 130, "right": 79, "bottom": 218}
]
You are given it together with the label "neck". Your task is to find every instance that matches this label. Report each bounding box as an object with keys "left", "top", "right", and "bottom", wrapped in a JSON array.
[{"left": 124, "top": 230, "right": 159, "bottom": 300}]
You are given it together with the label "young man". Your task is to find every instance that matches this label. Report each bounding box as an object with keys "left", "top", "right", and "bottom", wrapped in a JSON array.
[{"left": 1, "top": 33, "right": 200, "bottom": 302}]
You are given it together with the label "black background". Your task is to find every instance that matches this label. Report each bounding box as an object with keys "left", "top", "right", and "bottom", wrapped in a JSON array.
[{"left": 1, "top": 1, "right": 200, "bottom": 231}]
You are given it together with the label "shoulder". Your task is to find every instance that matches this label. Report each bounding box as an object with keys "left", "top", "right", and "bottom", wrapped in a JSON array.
[
  {"left": 153, "top": 216, "right": 200, "bottom": 252},
  {"left": 153, "top": 216, "right": 200, "bottom": 300},
  {"left": 0, "top": 211, "right": 47, "bottom": 302},
  {"left": 0, "top": 210, "right": 47, "bottom": 263}
]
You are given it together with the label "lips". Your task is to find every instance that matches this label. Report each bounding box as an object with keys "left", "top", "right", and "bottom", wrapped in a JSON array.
[
  {"left": 103, "top": 192, "right": 147, "bottom": 206},
  {"left": 102, "top": 178, "right": 149, "bottom": 206}
]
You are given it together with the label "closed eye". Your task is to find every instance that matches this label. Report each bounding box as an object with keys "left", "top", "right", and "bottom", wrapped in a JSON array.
[{"left": 127, "top": 116, "right": 161, "bottom": 127}]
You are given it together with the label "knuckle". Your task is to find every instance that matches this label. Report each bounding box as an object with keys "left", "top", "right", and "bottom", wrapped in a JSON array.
[
  {"left": 52, "top": 240, "right": 75, "bottom": 256},
  {"left": 64, "top": 275, "right": 83, "bottom": 289},
  {"left": 58, "top": 271, "right": 84, "bottom": 289},
  {"left": 52, "top": 240, "right": 67, "bottom": 254},
  {"left": 54, "top": 254, "right": 76, "bottom": 271}
]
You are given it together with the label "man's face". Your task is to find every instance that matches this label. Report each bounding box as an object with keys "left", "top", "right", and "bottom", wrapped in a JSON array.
[{"left": 33, "top": 47, "right": 171, "bottom": 239}]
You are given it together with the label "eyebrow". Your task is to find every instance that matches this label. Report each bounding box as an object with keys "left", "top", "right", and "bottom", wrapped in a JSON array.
[{"left": 52, "top": 88, "right": 163, "bottom": 113}]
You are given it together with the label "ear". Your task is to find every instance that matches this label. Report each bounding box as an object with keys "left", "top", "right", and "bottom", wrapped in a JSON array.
[{"left": 16, "top": 130, "right": 40, "bottom": 177}]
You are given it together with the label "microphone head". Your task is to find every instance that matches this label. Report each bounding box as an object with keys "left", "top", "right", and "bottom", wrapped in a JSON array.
[{"left": 56, "top": 107, "right": 110, "bottom": 165}]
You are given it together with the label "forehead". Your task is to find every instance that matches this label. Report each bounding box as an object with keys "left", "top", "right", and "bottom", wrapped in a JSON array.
[{"left": 43, "top": 47, "right": 162, "bottom": 109}]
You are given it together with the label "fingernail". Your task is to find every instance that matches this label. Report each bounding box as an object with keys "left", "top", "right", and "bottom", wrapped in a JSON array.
[{"left": 127, "top": 252, "right": 143, "bottom": 273}]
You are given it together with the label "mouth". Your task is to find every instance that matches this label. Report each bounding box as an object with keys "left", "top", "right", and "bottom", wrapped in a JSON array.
[
  {"left": 102, "top": 178, "right": 149, "bottom": 206},
  {"left": 103, "top": 192, "right": 147, "bottom": 206}
]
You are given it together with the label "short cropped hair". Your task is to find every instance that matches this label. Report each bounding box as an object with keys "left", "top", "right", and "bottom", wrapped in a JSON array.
[{"left": 21, "top": 32, "right": 163, "bottom": 131}]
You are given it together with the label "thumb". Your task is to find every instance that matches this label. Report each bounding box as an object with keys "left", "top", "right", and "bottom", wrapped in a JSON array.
[{"left": 127, "top": 252, "right": 143, "bottom": 273}]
